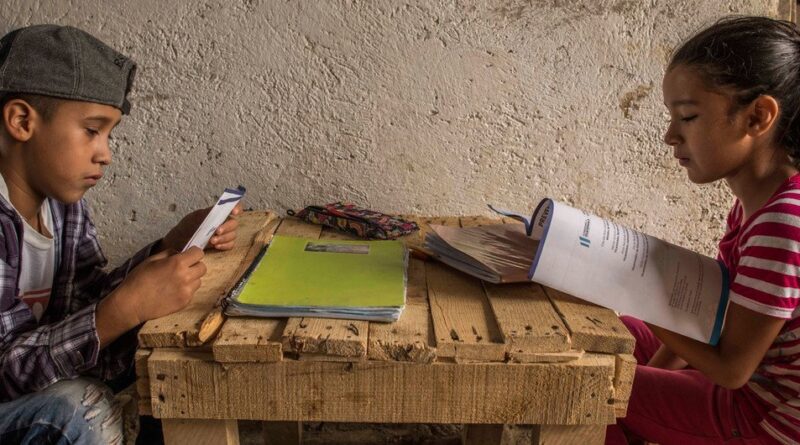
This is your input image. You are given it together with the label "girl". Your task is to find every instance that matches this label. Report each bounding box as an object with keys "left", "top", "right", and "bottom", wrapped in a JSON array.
[{"left": 607, "top": 17, "right": 800, "bottom": 445}]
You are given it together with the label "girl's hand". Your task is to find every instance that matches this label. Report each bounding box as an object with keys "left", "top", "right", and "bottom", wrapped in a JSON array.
[
  {"left": 648, "top": 303, "right": 785, "bottom": 389},
  {"left": 646, "top": 344, "right": 688, "bottom": 370},
  {"left": 160, "top": 202, "right": 243, "bottom": 252}
]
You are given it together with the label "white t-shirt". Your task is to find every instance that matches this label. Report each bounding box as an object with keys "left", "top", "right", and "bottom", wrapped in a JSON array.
[{"left": 0, "top": 176, "right": 55, "bottom": 322}]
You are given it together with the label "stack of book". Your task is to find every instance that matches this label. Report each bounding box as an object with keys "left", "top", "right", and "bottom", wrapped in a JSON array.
[{"left": 225, "top": 235, "right": 407, "bottom": 322}]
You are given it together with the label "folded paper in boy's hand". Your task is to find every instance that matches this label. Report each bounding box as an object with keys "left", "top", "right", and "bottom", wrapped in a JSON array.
[{"left": 182, "top": 186, "right": 246, "bottom": 252}]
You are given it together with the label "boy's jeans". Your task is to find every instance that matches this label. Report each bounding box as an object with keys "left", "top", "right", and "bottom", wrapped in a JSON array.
[{"left": 0, "top": 378, "right": 123, "bottom": 445}]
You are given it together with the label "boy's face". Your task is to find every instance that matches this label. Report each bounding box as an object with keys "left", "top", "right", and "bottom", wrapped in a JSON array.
[{"left": 25, "top": 100, "right": 120, "bottom": 203}]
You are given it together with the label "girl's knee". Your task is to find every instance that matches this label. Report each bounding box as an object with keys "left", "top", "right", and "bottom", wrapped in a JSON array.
[{"left": 619, "top": 316, "right": 662, "bottom": 363}]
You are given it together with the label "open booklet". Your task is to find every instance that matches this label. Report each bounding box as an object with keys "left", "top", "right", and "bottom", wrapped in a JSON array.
[{"left": 425, "top": 199, "right": 730, "bottom": 345}]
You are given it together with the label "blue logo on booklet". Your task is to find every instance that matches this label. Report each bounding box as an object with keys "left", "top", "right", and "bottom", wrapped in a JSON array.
[{"left": 579, "top": 236, "right": 591, "bottom": 247}]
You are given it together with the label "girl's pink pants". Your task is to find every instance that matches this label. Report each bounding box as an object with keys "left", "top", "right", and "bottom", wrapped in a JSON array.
[{"left": 605, "top": 316, "right": 779, "bottom": 445}]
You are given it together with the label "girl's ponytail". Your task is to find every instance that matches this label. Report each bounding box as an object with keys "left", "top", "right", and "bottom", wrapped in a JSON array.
[{"left": 786, "top": 40, "right": 800, "bottom": 165}]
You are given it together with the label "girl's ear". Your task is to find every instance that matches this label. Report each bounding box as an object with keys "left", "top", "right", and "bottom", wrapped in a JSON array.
[
  {"left": 2, "top": 99, "right": 36, "bottom": 143},
  {"left": 745, "top": 95, "right": 780, "bottom": 138}
]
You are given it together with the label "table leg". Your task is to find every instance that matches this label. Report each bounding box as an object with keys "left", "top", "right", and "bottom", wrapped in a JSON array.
[
  {"left": 462, "top": 424, "right": 505, "bottom": 444},
  {"left": 531, "top": 425, "right": 606, "bottom": 444},
  {"left": 162, "top": 419, "right": 240, "bottom": 445},
  {"left": 262, "top": 421, "right": 302, "bottom": 445}
]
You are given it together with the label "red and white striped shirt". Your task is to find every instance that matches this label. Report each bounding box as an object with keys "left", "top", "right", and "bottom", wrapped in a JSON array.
[{"left": 718, "top": 174, "right": 800, "bottom": 444}]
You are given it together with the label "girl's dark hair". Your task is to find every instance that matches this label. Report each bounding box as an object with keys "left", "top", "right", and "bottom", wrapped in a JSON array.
[{"left": 670, "top": 16, "right": 800, "bottom": 159}]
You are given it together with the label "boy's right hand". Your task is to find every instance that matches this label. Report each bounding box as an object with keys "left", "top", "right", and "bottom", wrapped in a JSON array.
[{"left": 113, "top": 247, "right": 207, "bottom": 325}]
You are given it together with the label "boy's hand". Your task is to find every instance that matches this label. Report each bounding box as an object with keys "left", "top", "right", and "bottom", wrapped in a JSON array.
[
  {"left": 160, "top": 202, "right": 243, "bottom": 252},
  {"left": 97, "top": 248, "right": 207, "bottom": 347},
  {"left": 111, "top": 247, "right": 207, "bottom": 326}
]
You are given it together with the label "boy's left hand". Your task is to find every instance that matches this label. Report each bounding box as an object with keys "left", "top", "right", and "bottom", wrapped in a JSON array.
[{"left": 161, "top": 202, "right": 243, "bottom": 252}]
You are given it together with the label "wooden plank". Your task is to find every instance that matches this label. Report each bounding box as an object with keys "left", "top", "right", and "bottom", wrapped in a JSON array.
[
  {"left": 213, "top": 317, "right": 285, "bottom": 363},
  {"left": 367, "top": 215, "right": 438, "bottom": 363},
  {"left": 137, "top": 245, "right": 249, "bottom": 347},
  {"left": 424, "top": 216, "right": 505, "bottom": 362},
  {"left": 138, "top": 211, "right": 274, "bottom": 348},
  {"left": 319, "top": 225, "right": 358, "bottom": 240},
  {"left": 205, "top": 213, "right": 283, "bottom": 361},
  {"left": 368, "top": 257, "right": 436, "bottom": 363},
  {"left": 135, "top": 349, "right": 152, "bottom": 415},
  {"left": 483, "top": 283, "right": 570, "bottom": 354},
  {"left": 135, "top": 348, "right": 150, "bottom": 379},
  {"left": 531, "top": 424, "right": 606, "bottom": 444},
  {"left": 199, "top": 216, "right": 282, "bottom": 344},
  {"left": 282, "top": 317, "right": 367, "bottom": 358},
  {"left": 544, "top": 288, "right": 634, "bottom": 354},
  {"left": 262, "top": 421, "right": 302, "bottom": 445},
  {"left": 457, "top": 216, "right": 570, "bottom": 357},
  {"left": 427, "top": 262, "right": 506, "bottom": 362},
  {"left": 162, "top": 418, "right": 239, "bottom": 445},
  {"left": 613, "top": 353, "right": 636, "bottom": 418},
  {"left": 148, "top": 349, "right": 616, "bottom": 425},
  {"left": 296, "top": 353, "right": 364, "bottom": 362},
  {"left": 274, "top": 217, "right": 323, "bottom": 238},
  {"left": 510, "top": 350, "right": 584, "bottom": 364},
  {"left": 279, "top": 222, "right": 368, "bottom": 358}
]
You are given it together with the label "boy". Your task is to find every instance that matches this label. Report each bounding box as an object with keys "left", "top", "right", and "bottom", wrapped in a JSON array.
[{"left": 0, "top": 25, "right": 241, "bottom": 444}]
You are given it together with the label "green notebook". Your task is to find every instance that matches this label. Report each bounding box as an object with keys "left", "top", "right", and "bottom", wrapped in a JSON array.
[{"left": 225, "top": 235, "right": 407, "bottom": 321}]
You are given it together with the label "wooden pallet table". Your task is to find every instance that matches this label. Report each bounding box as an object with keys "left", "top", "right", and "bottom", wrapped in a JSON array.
[{"left": 136, "top": 211, "right": 635, "bottom": 445}]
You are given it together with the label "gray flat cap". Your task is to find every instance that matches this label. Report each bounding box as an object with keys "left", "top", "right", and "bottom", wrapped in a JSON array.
[{"left": 0, "top": 24, "right": 136, "bottom": 114}]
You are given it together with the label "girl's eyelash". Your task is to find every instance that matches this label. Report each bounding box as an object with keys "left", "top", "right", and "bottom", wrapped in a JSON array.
[
  {"left": 86, "top": 128, "right": 99, "bottom": 136},
  {"left": 681, "top": 115, "right": 698, "bottom": 122}
]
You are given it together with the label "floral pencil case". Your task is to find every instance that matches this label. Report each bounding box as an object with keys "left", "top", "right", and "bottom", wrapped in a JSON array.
[{"left": 287, "top": 202, "right": 419, "bottom": 240}]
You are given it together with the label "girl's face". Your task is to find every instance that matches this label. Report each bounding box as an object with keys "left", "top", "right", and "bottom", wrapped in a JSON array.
[{"left": 662, "top": 64, "right": 755, "bottom": 184}]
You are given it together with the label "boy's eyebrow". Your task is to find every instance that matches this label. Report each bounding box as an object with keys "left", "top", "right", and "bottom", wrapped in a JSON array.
[{"left": 84, "top": 115, "right": 121, "bottom": 127}]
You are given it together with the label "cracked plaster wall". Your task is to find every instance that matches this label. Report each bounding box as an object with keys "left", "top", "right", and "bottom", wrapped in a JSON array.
[{"left": 0, "top": 0, "right": 786, "bottom": 263}]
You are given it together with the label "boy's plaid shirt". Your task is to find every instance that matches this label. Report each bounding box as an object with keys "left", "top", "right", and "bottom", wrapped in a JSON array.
[{"left": 0, "top": 196, "right": 154, "bottom": 401}]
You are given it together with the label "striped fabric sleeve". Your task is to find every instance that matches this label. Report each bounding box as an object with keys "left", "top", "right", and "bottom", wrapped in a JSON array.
[{"left": 730, "top": 196, "right": 800, "bottom": 319}]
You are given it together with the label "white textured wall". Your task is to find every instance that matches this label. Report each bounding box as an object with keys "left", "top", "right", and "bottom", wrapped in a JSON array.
[{"left": 0, "top": 1, "right": 785, "bottom": 263}]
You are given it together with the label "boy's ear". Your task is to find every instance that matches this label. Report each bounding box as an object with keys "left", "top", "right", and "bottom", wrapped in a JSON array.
[
  {"left": 2, "top": 99, "right": 36, "bottom": 142},
  {"left": 745, "top": 95, "right": 780, "bottom": 138}
]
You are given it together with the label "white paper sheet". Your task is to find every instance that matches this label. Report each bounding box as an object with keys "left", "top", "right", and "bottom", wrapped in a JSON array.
[
  {"left": 528, "top": 199, "right": 729, "bottom": 344},
  {"left": 182, "top": 186, "right": 246, "bottom": 252}
]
